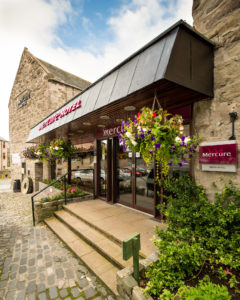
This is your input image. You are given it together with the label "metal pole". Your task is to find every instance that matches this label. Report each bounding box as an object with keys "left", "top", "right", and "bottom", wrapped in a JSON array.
[
  {"left": 31, "top": 196, "right": 35, "bottom": 226},
  {"left": 64, "top": 175, "right": 67, "bottom": 205}
]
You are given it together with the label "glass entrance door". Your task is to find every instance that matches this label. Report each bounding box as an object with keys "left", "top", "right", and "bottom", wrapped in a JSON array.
[
  {"left": 135, "top": 153, "right": 154, "bottom": 213},
  {"left": 99, "top": 139, "right": 108, "bottom": 198},
  {"left": 116, "top": 142, "right": 133, "bottom": 205}
]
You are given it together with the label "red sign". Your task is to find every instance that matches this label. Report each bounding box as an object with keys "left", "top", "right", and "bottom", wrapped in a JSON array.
[
  {"left": 39, "top": 100, "right": 81, "bottom": 131},
  {"left": 199, "top": 142, "right": 237, "bottom": 164},
  {"left": 97, "top": 125, "right": 122, "bottom": 138}
]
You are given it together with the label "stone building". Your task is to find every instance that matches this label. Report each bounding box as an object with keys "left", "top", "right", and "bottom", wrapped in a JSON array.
[
  {"left": 192, "top": 0, "right": 240, "bottom": 199},
  {"left": 9, "top": 48, "right": 91, "bottom": 191},
  {"left": 0, "top": 137, "right": 10, "bottom": 171}
]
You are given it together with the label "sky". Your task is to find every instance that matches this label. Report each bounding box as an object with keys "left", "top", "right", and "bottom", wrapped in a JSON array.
[{"left": 0, "top": 0, "right": 193, "bottom": 140}]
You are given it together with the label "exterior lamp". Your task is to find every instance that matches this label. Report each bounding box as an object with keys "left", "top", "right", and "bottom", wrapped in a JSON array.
[
  {"left": 124, "top": 106, "right": 136, "bottom": 111},
  {"left": 116, "top": 118, "right": 124, "bottom": 123},
  {"left": 97, "top": 124, "right": 106, "bottom": 128},
  {"left": 83, "top": 122, "right": 91, "bottom": 126},
  {"left": 229, "top": 112, "right": 237, "bottom": 140},
  {"left": 100, "top": 115, "right": 110, "bottom": 120}
]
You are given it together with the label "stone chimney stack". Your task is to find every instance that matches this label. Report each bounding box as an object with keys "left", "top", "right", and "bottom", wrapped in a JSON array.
[{"left": 192, "top": 1, "right": 240, "bottom": 197}]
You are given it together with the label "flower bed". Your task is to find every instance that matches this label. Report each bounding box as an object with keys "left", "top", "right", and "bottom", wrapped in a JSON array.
[{"left": 34, "top": 181, "right": 93, "bottom": 223}]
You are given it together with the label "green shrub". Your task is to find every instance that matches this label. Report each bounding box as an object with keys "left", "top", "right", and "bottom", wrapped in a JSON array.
[
  {"left": 144, "top": 175, "right": 240, "bottom": 298},
  {"left": 175, "top": 276, "right": 231, "bottom": 300}
]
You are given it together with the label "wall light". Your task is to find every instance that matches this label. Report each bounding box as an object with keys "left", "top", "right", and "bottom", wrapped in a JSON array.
[
  {"left": 229, "top": 112, "right": 237, "bottom": 140},
  {"left": 124, "top": 106, "right": 136, "bottom": 111},
  {"left": 100, "top": 115, "right": 110, "bottom": 120},
  {"left": 83, "top": 122, "right": 91, "bottom": 126},
  {"left": 97, "top": 124, "right": 106, "bottom": 128}
]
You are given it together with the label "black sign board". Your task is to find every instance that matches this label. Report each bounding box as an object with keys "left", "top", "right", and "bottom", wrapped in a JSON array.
[{"left": 18, "top": 93, "right": 30, "bottom": 108}]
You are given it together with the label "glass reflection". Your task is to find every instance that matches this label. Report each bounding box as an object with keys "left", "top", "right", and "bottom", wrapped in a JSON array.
[
  {"left": 135, "top": 152, "right": 154, "bottom": 212},
  {"left": 116, "top": 143, "right": 132, "bottom": 204},
  {"left": 100, "top": 140, "right": 107, "bottom": 197}
]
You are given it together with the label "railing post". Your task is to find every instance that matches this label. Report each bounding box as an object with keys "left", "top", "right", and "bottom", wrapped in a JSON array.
[
  {"left": 31, "top": 196, "right": 35, "bottom": 226},
  {"left": 64, "top": 175, "right": 67, "bottom": 205}
]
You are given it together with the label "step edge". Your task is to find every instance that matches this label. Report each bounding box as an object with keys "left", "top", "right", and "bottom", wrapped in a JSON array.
[
  {"left": 44, "top": 217, "right": 118, "bottom": 296},
  {"left": 63, "top": 205, "right": 147, "bottom": 259},
  {"left": 54, "top": 211, "right": 128, "bottom": 269}
]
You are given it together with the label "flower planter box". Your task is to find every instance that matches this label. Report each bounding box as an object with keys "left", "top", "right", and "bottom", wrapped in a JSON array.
[{"left": 34, "top": 181, "right": 93, "bottom": 223}]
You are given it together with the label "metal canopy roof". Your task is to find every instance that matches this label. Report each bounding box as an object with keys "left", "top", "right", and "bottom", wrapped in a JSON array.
[{"left": 27, "top": 20, "right": 214, "bottom": 143}]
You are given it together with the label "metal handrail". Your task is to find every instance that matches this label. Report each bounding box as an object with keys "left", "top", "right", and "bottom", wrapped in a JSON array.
[{"left": 31, "top": 168, "right": 95, "bottom": 226}]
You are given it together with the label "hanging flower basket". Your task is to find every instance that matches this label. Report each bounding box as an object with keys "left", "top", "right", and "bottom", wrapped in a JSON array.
[
  {"left": 119, "top": 107, "right": 200, "bottom": 178},
  {"left": 23, "top": 139, "right": 78, "bottom": 163}
]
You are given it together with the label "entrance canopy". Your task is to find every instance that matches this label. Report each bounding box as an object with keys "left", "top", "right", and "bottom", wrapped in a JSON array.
[{"left": 27, "top": 20, "right": 214, "bottom": 143}]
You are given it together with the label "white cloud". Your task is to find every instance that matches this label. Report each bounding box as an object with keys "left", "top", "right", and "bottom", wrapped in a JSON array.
[{"left": 0, "top": 0, "right": 193, "bottom": 140}]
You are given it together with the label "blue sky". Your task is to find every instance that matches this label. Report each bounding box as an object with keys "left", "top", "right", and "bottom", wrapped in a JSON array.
[{"left": 0, "top": 0, "right": 193, "bottom": 140}]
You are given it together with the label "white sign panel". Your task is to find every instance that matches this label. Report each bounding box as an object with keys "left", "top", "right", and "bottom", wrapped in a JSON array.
[
  {"left": 11, "top": 153, "right": 21, "bottom": 166},
  {"left": 202, "top": 164, "right": 237, "bottom": 172}
]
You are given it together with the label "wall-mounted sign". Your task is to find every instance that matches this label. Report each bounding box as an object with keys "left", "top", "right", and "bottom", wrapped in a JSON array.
[
  {"left": 18, "top": 93, "right": 30, "bottom": 108},
  {"left": 39, "top": 100, "right": 81, "bottom": 131},
  {"left": 199, "top": 141, "right": 238, "bottom": 172},
  {"left": 97, "top": 125, "right": 122, "bottom": 138},
  {"left": 11, "top": 153, "right": 21, "bottom": 166}
]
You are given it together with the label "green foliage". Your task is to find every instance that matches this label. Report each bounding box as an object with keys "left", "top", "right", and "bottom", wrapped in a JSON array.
[
  {"left": 175, "top": 276, "right": 231, "bottom": 300},
  {"left": 119, "top": 107, "right": 200, "bottom": 176},
  {"left": 23, "top": 139, "right": 78, "bottom": 162},
  {"left": 144, "top": 175, "right": 240, "bottom": 298}
]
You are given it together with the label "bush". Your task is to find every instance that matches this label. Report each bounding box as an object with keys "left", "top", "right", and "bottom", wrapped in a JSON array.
[
  {"left": 175, "top": 276, "right": 231, "bottom": 300},
  {"left": 144, "top": 175, "right": 240, "bottom": 298}
]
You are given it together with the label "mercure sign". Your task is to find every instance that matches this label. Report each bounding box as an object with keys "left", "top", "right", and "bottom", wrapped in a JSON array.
[
  {"left": 39, "top": 100, "right": 81, "bottom": 131},
  {"left": 199, "top": 141, "right": 237, "bottom": 172}
]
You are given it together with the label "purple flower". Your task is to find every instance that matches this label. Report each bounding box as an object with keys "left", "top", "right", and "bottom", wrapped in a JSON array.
[
  {"left": 149, "top": 150, "right": 153, "bottom": 154},
  {"left": 189, "top": 154, "right": 193, "bottom": 158},
  {"left": 123, "top": 145, "right": 126, "bottom": 152},
  {"left": 147, "top": 130, "right": 151, "bottom": 134},
  {"left": 181, "top": 136, "right": 185, "bottom": 141},
  {"left": 140, "top": 133, "right": 145, "bottom": 139},
  {"left": 135, "top": 133, "right": 138, "bottom": 138},
  {"left": 126, "top": 121, "right": 129, "bottom": 125},
  {"left": 121, "top": 123, "right": 125, "bottom": 129},
  {"left": 151, "top": 135, "right": 155, "bottom": 141},
  {"left": 180, "top": 142, "right": 185, "bottom": 146},
  {"left": 134, "top": 120, "right": 137, "bottom": 124},
  {"left": 155, "top": 143, "right": 161, "bottom": 149},
  {"left": 118, "top": 133, "right": 121, "bottom": 138},
  {"left": 192, "top": 149, "right": 196, "bottom": 153},
  {"left": 168, "top": 162, "right": 173, "bottom": 166},
  {"left": 170, "top": 145, "right": 176, "bottom": 150},
  {"left": 178, "top": 162, "right": 183, "bottom": 167}
]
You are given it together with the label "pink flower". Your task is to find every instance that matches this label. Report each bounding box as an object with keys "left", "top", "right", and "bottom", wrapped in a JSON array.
[
  {"left": 225, "top": 268, "right": 229, "bottom": 276},
  {"left": 71, "top": 188, "right": 76, "bottom": 194}
]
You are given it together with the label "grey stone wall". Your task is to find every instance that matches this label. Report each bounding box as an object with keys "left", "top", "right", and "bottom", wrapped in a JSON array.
[
  {"left": 192, "top": 0, "right": 240, "bottom": 199},
  {"left": 9, "top": 49, "right": 82, "bottom": 191}
]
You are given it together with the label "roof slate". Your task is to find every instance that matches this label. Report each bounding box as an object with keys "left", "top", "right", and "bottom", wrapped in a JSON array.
[{"left": 38, "top": 59, "right": 91, "bottom": 91}]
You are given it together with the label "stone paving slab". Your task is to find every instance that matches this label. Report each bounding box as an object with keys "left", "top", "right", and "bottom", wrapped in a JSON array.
[{"left": 0, "top": 192, "right": 117, "bottom": 299}]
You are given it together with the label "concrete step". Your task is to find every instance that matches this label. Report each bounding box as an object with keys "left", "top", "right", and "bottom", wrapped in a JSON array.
[
  {"left": 45, "top": 216, "right": 119, "bottom": 295},
  {"left": 63, "top": 202, "right": 148, "bottom": 258},
  {"left": 54, "top": 209, "right": 132, "bottom": 269},
  {"left": 63, "top": 204, "right": 123, "bottom": 247}
]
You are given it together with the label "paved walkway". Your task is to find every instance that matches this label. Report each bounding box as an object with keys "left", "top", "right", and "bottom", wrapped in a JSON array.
[{"left": 0, "top": 192, "right": 115, "bottom": 300}]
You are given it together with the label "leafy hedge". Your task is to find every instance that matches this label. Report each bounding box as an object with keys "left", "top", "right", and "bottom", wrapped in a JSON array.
[{"left": 144, "top": 175, "right": 240, "bottom": 299}]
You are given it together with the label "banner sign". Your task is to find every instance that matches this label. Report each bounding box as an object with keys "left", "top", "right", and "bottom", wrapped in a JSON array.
[
  {"left": 199, "top": 141, "right": 237, "bottom": 172},
  {"left": 39, "top": 100, "right": 81, "bottom": 131}
]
